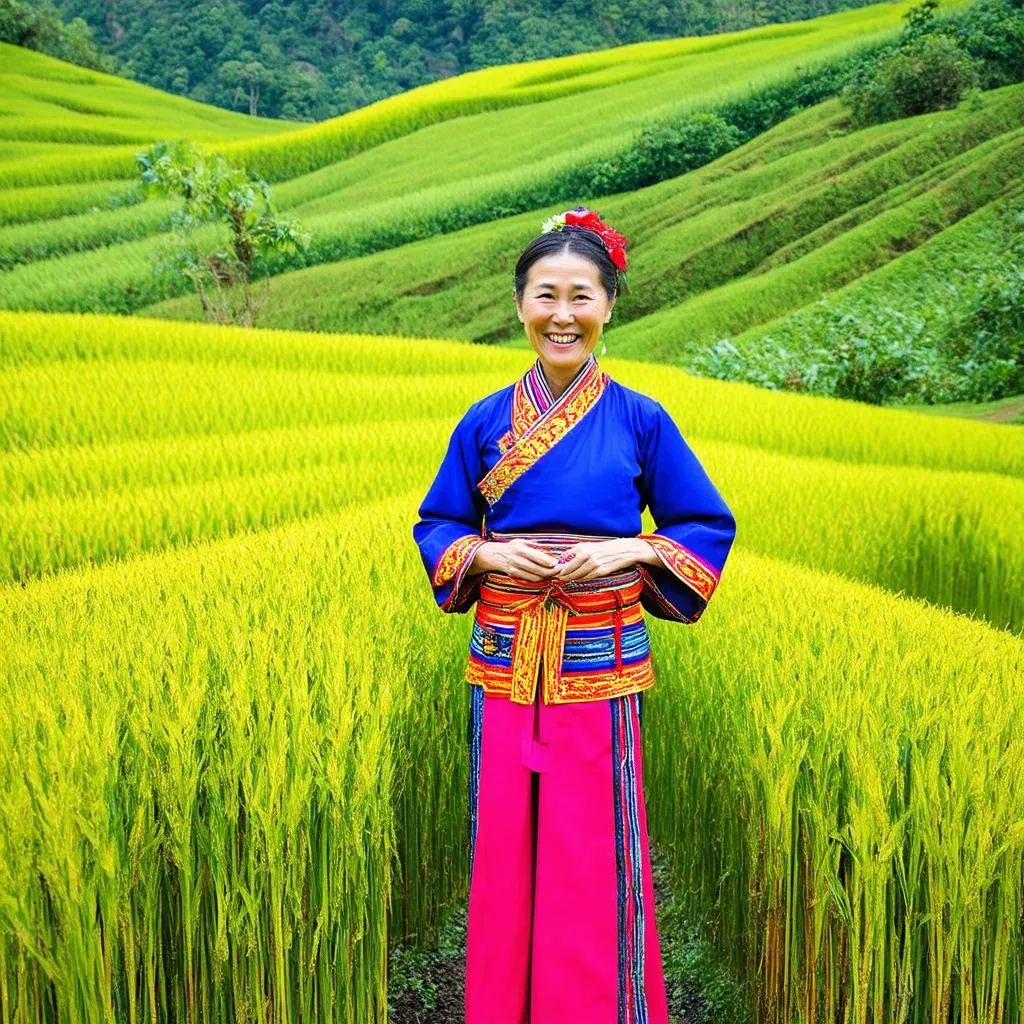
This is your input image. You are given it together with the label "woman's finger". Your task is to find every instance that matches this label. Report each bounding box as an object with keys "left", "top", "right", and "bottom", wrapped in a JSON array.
[{"left": 520, "top": 544, "right": 559, "bottom": 569}]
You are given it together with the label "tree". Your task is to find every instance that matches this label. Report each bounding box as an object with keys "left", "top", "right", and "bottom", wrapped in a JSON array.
[
  {"left": 136, "top": 139, "right": 310, "bottom": 327},
  {"left": 0, "top": 0, "right": 115, "bottom": 72},
  {"left": 220, "top": 59, "right": 274, "bottom": 116}
]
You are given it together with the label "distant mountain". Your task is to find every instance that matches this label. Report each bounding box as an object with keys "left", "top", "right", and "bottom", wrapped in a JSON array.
[{"left": 44, "top": 0, "right": 882, "bottom": 121}]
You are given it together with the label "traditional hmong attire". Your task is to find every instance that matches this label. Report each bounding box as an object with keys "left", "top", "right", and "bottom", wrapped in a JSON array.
[{"left": 412, "top": 353, "right": 736, "bottom": 1024}]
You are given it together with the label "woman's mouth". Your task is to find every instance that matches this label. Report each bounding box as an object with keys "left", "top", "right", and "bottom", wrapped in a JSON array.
[{"left": 545, "top": 332, "right": 580, "bottom": 345}]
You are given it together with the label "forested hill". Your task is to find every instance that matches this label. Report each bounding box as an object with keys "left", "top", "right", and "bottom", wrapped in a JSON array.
[{"left": 42, "top": 0, "right": 884, "bottom": 121}]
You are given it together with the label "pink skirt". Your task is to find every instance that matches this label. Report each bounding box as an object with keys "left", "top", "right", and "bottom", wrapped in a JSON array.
[{"left": 466, "top": 678, "right": 669, "bottom": 1024}]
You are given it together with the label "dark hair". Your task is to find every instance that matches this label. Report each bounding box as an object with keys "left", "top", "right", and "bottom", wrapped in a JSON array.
[{"left": 514, "top": 226, "right": 630, "bottom": 302}]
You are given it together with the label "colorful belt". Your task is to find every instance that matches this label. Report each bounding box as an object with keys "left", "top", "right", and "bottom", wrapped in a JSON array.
[{"left": 478, "top": 531, "right": 644, "bottom": 704}]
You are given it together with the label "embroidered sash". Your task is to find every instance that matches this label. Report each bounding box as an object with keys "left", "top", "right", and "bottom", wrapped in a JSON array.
[{"left": 477, "top": 354, "right": 608, "bottom": 507}]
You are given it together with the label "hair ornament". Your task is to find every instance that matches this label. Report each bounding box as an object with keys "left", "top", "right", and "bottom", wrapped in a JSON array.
[{"left": 540, "top": 205, "right": 629, "bottom": 271}]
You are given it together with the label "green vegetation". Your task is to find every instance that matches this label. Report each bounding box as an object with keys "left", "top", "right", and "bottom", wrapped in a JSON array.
[
  {"left": 902, "top": 392, "right": 1024, "bottom": 422},
  {"left": 2, "top": 3, "right": 1022, "bottom": 1020},
  {"left": 136, "top": 139, "right": 310, "bottom": 326},
  {"left": 47, "top": 0, "right": 905, "bottom": 122},
  {"left": 1, "top": 311, "right": 1021, "bottom": 1021},
  {"left": 691, "top": 186, "right": 1024, "bottom": 404},
  {"left": 1, "top": 0, "right": 1020, "bottom": 410},
  {"left": 0, "top": 0, "right": 112, "bottom": 72}
]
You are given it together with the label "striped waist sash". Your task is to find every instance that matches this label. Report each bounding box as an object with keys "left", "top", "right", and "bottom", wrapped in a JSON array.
[{"left": 480, "top": 531, "right": 644, "bottom": 704}]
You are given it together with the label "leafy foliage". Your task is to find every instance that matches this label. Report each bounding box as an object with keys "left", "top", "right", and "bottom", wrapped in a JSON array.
[
  {"left": 136, "top": 139, "right": 309, "bottom": 326},
  {"left": 690, "top": 202, "right": 1024, "bottom": 406},
  {"left": 47, "top": 0, "right": 888, "bottom": 121},
  {"left": 839, "top": 0, "right": 1024, "bottom": 127},
  {"left": 0, "top": 0, "right": 112, "bottom": 71}
]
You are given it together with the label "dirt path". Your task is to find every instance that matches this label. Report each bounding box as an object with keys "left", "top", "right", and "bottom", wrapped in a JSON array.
[{"left": 980, "top": 398, "right": 1024, "bottom": 423}]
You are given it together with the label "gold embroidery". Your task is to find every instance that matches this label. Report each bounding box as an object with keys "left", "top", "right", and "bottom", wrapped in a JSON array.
[
  {"left": 478, "top": 366, "right": 607, "bottom": 506},
  {"left": 638, "top": 534, "right": 718, "bottom": 603},
  {"left": 510, "top": 377, "right": 539, "bottom": 438},
  {"left": 466, "top": 657, "right": 655, "bottom": 704},
  {"left": 466, "top": 565, "right": 651, "bottom": 704},
  {"left": 432, "top": 533, "right": 484, "bottom": 588}
]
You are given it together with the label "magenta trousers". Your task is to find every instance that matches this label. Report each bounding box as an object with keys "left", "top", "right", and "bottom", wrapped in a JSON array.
[{"left": 466, "top": 679, "right": 669, "bottom": 1024}]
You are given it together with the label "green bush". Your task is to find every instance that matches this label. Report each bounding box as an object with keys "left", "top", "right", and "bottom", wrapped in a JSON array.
[
  {"left": 937, "top": 219, "right": 1024, "bottom": 401},
  {"left": 836, "top": 0, "right": 1024, "bottom": 129},
  {"left": 585, "top": 114, "right": 742, "bottom": 195},
  {"left": 0, "top": 0, "right": 115, "bottom": 72},
  {"left": 942, "top": 0, "right": 1024, "bottom": 89},
  {"left": 841, "top": 33, "right": 980, "bottom": 128},
  {"left": 690, "top": 205, "right": 1024, "bottom": 407}
]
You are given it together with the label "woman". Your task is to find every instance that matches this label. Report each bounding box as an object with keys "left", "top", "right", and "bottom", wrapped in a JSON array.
[{"left": 412, "top": 206, "right": 737, "bottom": 1024}]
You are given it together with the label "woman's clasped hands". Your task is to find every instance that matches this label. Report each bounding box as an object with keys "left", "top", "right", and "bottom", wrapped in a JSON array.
[{"left": 470, "top": 537, "right": 657, "bottom": 583}]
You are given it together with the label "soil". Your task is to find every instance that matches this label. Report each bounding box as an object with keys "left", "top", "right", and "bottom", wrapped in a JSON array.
[
  {"left": 389, "top": 838, "right": 713, "bottom": 1023},
  {"left": 982, "top": 399, "right": 1024, "bottom": 423}
]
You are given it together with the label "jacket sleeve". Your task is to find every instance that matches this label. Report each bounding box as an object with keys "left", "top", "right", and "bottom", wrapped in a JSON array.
[
  {"left": 635, "top": 400, "right": 736, "bottom": 623},
  {"left": 412, "top": 404, "right": 489, "bottom": 614}
]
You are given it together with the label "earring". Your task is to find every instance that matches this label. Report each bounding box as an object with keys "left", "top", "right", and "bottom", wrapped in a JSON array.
[{"left": 600, "top": 339, "right": 607, "bottom": 355}]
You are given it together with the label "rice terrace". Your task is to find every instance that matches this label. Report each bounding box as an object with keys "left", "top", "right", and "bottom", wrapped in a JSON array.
[{"left": 0, "top": 0, "right": 1022, "bottom": 1019}]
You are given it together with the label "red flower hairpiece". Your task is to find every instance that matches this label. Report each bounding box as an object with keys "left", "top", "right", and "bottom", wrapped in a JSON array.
[{"left": 540, "top": 205, "right": 629, "bottom": 271}]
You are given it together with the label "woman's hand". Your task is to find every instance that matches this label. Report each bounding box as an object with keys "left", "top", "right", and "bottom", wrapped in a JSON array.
[
  {"left": 552, "top": 538, "right": 659, "bottom": 583},
  {"left": 468, "top": 539, "right": 562, "bottom": 581}
]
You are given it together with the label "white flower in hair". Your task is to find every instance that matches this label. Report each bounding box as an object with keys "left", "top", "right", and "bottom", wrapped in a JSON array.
[{"left": 540, "top": 212, "right": 567, "bottom": 234}]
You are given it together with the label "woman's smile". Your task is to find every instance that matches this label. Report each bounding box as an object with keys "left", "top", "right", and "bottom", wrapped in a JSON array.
[{"left": 545, "top": 331, "right": 581, "bottom": 345}]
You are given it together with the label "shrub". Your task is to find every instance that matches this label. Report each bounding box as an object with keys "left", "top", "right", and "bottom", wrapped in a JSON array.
[{"left": 841, "top": 32, "right": 980, "bottom": 127}]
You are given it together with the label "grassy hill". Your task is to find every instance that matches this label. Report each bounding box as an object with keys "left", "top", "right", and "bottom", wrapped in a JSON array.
[
  {"left": 0, "top": 42, "right": 303, "bottom": 190},
  {"left": 3, "top": 0, "right": 1021, "bottom": 416},
  {"left": 0, "top": 0, "right": 974, "bottom": 298},
  {"left": 138, "top": 85, "right": 1022, "bottom": 362}
]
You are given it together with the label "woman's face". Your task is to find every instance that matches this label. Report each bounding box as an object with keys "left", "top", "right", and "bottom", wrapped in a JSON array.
[{"left": 514, "top": 250, "right": 616, "bottom": 377}]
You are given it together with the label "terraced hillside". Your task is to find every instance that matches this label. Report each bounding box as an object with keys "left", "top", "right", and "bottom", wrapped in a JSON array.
[
  {"left": 1, "top": 4, "right": 1021, "bottom": 1018},
  {"left": 0, "top": 0, "right": 976, "bottom": 315},
  {"left": 141, "top": 85, "right": 1024, "bottom": 378}
]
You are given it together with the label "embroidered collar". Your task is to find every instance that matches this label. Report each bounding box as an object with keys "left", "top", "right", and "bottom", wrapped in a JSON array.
[
  {"left": 478, "top": 353, "right": 608, "bottom": 507},
  {"left": 510, "top": 353, "right": 598, "bottom": 441}
]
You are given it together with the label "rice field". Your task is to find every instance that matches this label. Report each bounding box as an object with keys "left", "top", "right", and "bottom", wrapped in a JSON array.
[
  {"left": 0, "top": 309, "right": 1021, "bottom": 1024},
  {"left": 1, "top": 0, "right": 1021, "bottom": 1017}
]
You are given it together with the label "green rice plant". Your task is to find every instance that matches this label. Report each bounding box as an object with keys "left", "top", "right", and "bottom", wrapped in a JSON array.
[
  {"left": 0, "top": 420, "right": 448, "bottom": 582},
  {"left": 0, "top": 493, "right": 503, "bottom": 1021},
  {"left": 1, "top": 311, "right": 1020, "bottom": 479},
  {"left": 0, "top": 496, "right": 419, "bottom": 1022},
  {"left": 642, "top": 544, "right": 1024, "bottom": 1024},
  {"left": 0, "top": 179, "right": 141, "bottom": 227},
  {"left": 0, "top": 359, "right": 506, "bottom": 451},
  {"left": 1, "top": 493, "right": 1019, "bottom": 1022},
  {"left": 0, "top": 198, "right": 175, "bottom": 269},
  {"left": 609, "top": 127, "right": 1024, "bottom": 360},
  {"left": 0, "top": 418, "right": 454, "bottom": 502},
  {"left": 0, "top": 422, "right": 1020, "bottom": 634},
  {"left": 701, "top": 177, "right": 1024, "bottom": 391},
  {"left": 699, "top": 439, "right": 1024, "bottom": 634}
]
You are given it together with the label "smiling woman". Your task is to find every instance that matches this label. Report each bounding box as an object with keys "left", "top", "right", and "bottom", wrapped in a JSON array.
[{"left": 412, "top": 205, "right": 737, "bottom": 1024}]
